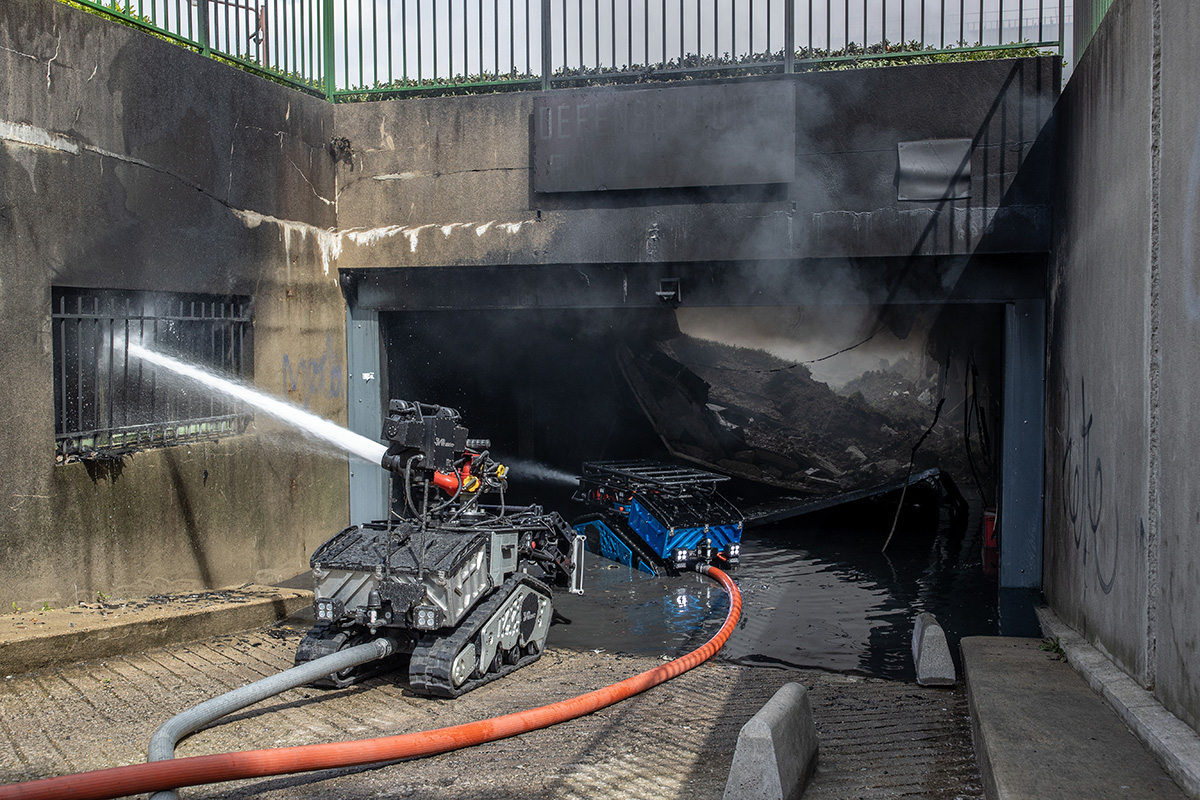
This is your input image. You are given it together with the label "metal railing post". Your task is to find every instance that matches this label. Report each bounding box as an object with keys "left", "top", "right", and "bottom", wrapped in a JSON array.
[
  {"left": 541, "top": 0, "right": 552, "bottom": 90},
  {"left": 197, "top": 0, "right": 210, "bottom": 56},
  {"left": 323, "top": 0, "right": 336, "bottom": 100},
  {"left": 1059, "top": 0, "right": 1066, "bottom": 62},
  {"left": 784, "top": 0, "right": 794, "bottom": 73}
]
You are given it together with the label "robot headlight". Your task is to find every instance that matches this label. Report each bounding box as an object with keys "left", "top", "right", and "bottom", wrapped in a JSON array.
[
  {"left": 411, "top": 605, "right": 444, "bottom": 631},
  {"left": 314, "top": 597, "right": 344, "bottom": 622}
]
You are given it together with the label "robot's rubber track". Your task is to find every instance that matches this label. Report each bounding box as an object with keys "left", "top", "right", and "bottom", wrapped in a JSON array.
[
  {"left": 577, "top": 514, "right": 669, "bottom": 577},
  {"left": 409, "top": 574, "right": 551, "bottom": 698},
  {"left": 613, "top": 518, "right": 673, "bottom": 577}
]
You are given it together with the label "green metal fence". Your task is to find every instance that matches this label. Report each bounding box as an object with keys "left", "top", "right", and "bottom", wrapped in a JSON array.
[
  {"left": 63, "top": 0, "right": 326, "bottom": 94},
  {"left": 64, "top": 0, "right": 1066, "bottom": 100},
  {"left": 1072, "top": 0, "right": 1111, "bottom": 63}
]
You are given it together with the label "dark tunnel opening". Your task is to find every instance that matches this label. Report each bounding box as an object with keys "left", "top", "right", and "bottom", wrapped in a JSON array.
[
  {"left": 382, "top": 307, "right": 679, "bottom": 507},
  {"left": 377, "top": 299, "right": 1010, "bottom": 678},
  {"left": 380, "top": 301, "right": 1006, "bottom": 516}
]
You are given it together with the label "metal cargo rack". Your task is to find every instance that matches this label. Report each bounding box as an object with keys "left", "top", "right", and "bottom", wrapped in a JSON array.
[{"left": 577, "top": 460, "right": 730, "bottom": 497}]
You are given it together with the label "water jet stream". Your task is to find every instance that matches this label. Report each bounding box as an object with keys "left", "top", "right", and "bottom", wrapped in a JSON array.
[
  {"left": 499, "top": 457, "right": 578, "bottom": 486},
  {"left": 126, "top": 343, "right": 387, "bottom": 465}
]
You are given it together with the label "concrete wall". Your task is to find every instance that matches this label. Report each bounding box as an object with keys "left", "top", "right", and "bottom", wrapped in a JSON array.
[
  {"left": 1074, "top": 0, "right": 1117, "bottom": 66},
  {"left": 0, "top": 0, "right": 347, "bottom": 607},
  {"left": 0, "top": 0, "right": 1058, "bottom": 614},
  {"left": 1046, "top": 0, "right": 1200, "bottom": 732},
  {"left": 1044, "top": 0, "right": 1153, "bottom": 685},
  {"left": 1153, "top": 0, "right": 1200, "bottom": 737},
  {"left": 333, "top": 58, "right": 1057, "bottom": 274}
]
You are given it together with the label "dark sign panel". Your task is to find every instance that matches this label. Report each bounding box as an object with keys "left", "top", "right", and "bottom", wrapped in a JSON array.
[
  {"left": 896, "top": 139, "right": 973, "bottom": 201},
  {"left": 532, "top": 82, "right": 795, "bottom": 193}
]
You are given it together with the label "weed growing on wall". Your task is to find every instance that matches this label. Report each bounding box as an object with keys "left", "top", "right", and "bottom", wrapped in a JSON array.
[{"left": 343, "top": 40, "right": 1049, "bottom": 100}]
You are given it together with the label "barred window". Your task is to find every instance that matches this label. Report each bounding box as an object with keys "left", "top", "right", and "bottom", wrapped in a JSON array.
[{"left": 52, "top": 288, "right": 254, "bottom": 463}]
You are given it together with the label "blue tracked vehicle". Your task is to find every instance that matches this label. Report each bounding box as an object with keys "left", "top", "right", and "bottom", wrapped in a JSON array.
[{"left": 572, "top": 460, "right": 743, "bottom": 576}]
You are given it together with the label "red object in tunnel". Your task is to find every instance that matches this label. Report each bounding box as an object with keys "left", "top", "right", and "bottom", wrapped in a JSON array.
[
  {"left": 982, "top": 510, "right": 998, "bottom": 549},
  {"left": 982, "top": 510, "right": 998, "bottom": 576}
]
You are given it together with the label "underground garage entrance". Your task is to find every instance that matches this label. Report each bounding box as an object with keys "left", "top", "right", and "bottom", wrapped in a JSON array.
[{"left": 338, "top": 256, "right": 1043, "bottom": 679}]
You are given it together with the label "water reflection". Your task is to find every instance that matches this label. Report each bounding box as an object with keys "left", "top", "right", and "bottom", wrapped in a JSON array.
[
  {"left": 554, "top": 513, "right": 998, "bottom": 682},
  {"left": 626, "top": 582, "right": 730, "bottom": 645}
]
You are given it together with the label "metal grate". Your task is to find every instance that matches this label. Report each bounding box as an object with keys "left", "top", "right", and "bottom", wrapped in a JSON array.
[
  {"left": 61, "top": 0, "right": 327, "bottom": 96},
  {"left": 580, "top": 459, "right": 730, "bottom": 493},
  {"left": 51, "top": 288, "right": 254, "bottom": 463}
]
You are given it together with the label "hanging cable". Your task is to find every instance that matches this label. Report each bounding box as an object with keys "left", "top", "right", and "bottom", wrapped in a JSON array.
[
  {"left": 401, "top": 453, "right": 423, "bottom": 518},
  {"left": 962, "top": 356, "right": 992, "bottom": 508},
  {"left": 882, "top": 396, "right": 946, "bottom": 553}
]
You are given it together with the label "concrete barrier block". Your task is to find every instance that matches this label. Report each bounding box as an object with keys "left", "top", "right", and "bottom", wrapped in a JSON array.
[
  {"left": 723, "top": 682, "right": 818, "bottom": 800},
  {"left": 912, "top": 612, "right": 956, "bottom": 686}
]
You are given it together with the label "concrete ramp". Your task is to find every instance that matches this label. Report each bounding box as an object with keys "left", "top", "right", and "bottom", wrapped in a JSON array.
[{"left": 962, "top": 637, "right": 1188, "bottom": 799}]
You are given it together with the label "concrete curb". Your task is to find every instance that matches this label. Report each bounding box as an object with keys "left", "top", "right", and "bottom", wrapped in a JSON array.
[
  {"left": 1038, "top": 607, "right": 1200, "bottom": 799},
  {"left": 0, "top": 585, "right": 312, "bottom": 677},
  {"left": 912, "top": 612, "right": 956, "bottom": 686},
  {"left": 723, "top": 681, "right": 818, "bottom": 800}
]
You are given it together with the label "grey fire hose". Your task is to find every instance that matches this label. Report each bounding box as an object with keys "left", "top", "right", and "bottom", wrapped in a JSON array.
[{"left": 146, "top": 636, "right": 398, "bottom": 800}]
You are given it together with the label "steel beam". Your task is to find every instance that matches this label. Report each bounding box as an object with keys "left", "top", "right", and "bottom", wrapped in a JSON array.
[
  {"left": 346, "top": 304, "right": 389, "bottom": 524},
  {"left": 999, "top": 299, "right": 1046, "bottom": 590}
]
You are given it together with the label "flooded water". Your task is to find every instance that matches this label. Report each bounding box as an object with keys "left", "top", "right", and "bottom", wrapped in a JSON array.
[{"left": 553, "top": 509, "right": 998, "bottom": 682}]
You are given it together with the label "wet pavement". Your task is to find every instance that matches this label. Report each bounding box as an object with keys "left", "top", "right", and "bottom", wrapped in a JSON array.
[
  {"left": 554, "top": 511, "right": 997, "bottom": 683},
  {"left": 3, "top": 485, "right": 1189, "bottom": 799},
  {"left": 0, "top": 623, "right": 981, "bottom": 799},
  {"left": 0, "top": 498, "right": 996, "bottom": 799}
]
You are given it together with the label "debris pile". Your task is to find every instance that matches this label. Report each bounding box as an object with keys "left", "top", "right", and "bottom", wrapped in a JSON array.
[{"left": 618, "top": 335, "right": 970, "bottom": 497}]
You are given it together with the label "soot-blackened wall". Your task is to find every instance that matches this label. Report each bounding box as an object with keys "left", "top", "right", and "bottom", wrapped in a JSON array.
[
  {"left": 1, "top": 0, "right": 345, "bottom": 608},
  {"left": 334, "top": 58, "right": 1054, "bottom": 589},
  {"left": 332, "top": 57, "right": 1057, "bottom": 271},
  {"left": 1, "top": 0, "right": 1057, "bottom": 618}
]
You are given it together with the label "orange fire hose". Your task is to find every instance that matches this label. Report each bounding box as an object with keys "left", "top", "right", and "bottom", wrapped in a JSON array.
[{"left": 0, "top": 565, "right": 741, "bottom": 800}]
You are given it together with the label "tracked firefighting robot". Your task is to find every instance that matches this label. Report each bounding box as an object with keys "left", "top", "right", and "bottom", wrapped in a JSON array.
[{"left": 295, "top": 400, "right": 585, "bottom": 697}]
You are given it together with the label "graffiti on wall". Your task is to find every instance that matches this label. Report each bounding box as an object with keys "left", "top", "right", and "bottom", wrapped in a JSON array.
[
  {"left": 282, "top": 335, "right": 344, "bottom": 409},
  {"left": 1059, "top": 376, "right": 1129, "bottom": 595}
]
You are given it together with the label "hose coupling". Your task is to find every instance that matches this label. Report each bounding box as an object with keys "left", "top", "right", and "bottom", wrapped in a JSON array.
[{"left": 374, "top": 637, "right": 399, "bottom": 658}]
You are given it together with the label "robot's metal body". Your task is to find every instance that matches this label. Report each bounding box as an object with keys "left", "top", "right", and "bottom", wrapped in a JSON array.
[
  {"left": 296, "top": 400, "right": 585, "bottom": 697},
  {"left": 573, "top": 460, "right": 743, "bottom": 576}
]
